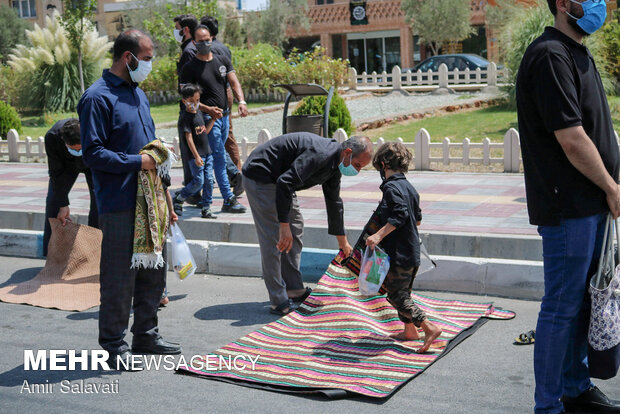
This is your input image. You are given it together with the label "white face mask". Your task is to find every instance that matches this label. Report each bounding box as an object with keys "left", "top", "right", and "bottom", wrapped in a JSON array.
[
  {"left": 173, "top": 29, "right": 183, "bottom": 43},
  {"left": 126, "top": 52, "right": 152, "bottom": 83},
  {"left": 184, "top": 100, "right": 199, "bottom": 112}
]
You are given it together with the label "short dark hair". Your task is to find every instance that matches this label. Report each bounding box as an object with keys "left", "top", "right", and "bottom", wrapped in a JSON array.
[
  {"left": 193, "top": 24, "right": 211, "bottom": 40},
  {"left": 547, "top": 0, "right": 557, "bottom": 15},
  {"left": 200, "top": 15, "right": 218, "bottom": 37},
  {"left": 175, "top": 14, "right": 198, "bottom": 38},
  {"left": 113, "top": 29, "right": 145, "bottom": 61},
  {"left": 60, "top": 118, "right": 80, "bottom": 146},
  {"left": 180, "top": 83, "right": 202, "bottom": 99},
  {"left": 372, "top": 142, "right": 412, "bottom": 173}
]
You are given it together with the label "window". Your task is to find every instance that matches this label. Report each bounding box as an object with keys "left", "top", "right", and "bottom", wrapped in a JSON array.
[
  {"left": 13, "top": 0, "right": 36, "bottom": 18},
  {"left": 316, "top": 0, "right": 334, "bottom": 4}
]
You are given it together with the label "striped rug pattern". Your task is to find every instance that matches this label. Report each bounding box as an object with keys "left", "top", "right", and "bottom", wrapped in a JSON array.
[{"left": 180, "top": 261, "right": 515, "bottom": 398}]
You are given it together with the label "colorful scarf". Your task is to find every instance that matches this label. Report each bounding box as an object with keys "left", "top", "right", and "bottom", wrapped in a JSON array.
[{"left": 131, "top": 139, "right": 176, "bottom": 269}]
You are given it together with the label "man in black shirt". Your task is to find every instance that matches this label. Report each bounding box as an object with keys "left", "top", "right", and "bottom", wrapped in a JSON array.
[
  {"left": 516, "top": 1, "right": 620, "bottom": 413},
  {"left": 180, "top": 25, "right": 248, "bottom": 214},
  {"left": 43, "top": 118, "right": 98, "bottom": 256},
  {"left": 242, "top": 133, "right": 373, "bottom": 315}
]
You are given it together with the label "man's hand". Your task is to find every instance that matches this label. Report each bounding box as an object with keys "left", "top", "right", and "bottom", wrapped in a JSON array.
[
  {"left": 238, "top": 103, "right": 248, "bottom": 118},
  {"left": 337, "top": 235, "right": 353, "bottom": 257},
  {"left": 194, "top": 156, "right": 204, "bottom": 167},
  {"left": 277, "top": 223, "right": 293, "bottom": 253},
  {"left": 141, "top": 154, "right": 156, "bottom": 170},
  {"left": 57, "top": 206, "right": 71, "bottom": 226},
  {"left": 170, "top": 210, "right": 178, "bottom": 224},
  {"left": 204, "top": 106, "right": 223, "bottom": 119},
  {"left": 606, "top": 184, "right": 620, "bottom": 219},
  {"left": 366, "top": 233, "right": 382, "bottom": 250}
]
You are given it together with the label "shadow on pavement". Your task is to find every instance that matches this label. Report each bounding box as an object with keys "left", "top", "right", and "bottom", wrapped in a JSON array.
[
  {"left": 194, "top": 301, "right": 276, "bottom": 326},
  {"left": 0, "top": 267, "right": 42, "bottom": 288}
]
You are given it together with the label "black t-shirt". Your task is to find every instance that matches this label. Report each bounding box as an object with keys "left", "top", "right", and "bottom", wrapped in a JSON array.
[
  {"left": 179, "top": 54, "right": 233, "bottom": 111},
  {"left": 179, "top": 111, "right": 211, "bottom": 157},
  {"left": 177, "top": 39, "right": 197, "bottom": 112},
  {"left": 516, "top": 27, "right": 619, "bottom": 226},
  {"left": 377, "top": 173, "right": 422, "bottom": 269}
]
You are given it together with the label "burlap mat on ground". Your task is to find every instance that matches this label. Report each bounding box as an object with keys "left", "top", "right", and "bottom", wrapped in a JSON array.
[{"left": 0, "top": 218, "right": 101, "bottom": 311}]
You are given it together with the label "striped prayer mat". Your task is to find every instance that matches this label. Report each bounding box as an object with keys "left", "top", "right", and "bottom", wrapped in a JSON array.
[{"left": 179, "top": 260, "right": 515, "bottom": 398}]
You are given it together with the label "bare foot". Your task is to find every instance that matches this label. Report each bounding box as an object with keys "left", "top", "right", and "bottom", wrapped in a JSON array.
[
  {"left": 390, "top": 324, "right": 420, "bottom": 341},
  {"left": 417, "top": 321, "right": 442, "bottom": 353}
]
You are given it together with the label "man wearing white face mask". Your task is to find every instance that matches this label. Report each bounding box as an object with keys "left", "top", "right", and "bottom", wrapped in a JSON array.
[
  {"left": 78, "top": 29, "right": 182, "bottom": 370},
  {"left": 43, "top": 118, "right": 97, "bottom": 257},
  {"left": 516, "top": 0, "right": 620, "bottom": 412}
]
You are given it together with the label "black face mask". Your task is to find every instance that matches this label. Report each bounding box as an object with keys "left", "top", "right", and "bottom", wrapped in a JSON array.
[
  {"left": 380, "top": 165, "right": 386, "bottom": 181},
  {"left": 195, "top": 40, "right": 212, "bottom": 55}
]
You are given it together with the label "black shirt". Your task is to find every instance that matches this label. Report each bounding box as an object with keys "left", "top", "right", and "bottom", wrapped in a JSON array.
[
  {"left": 45, "top": 119, "right": 90, "bottom": 207},
  {"left": 179, "top": 110, "right": 211, "bottom": 157},
  {"left": 180, "top": 54, "right": 233, "bottom": 111},
  {"left": 377, "top": 173, "right": 422, "bottom": 268},
  {"left": 516, "top": 27, "right": 619, "bottom": 226},
  {"left": 242, "top": 132, "right": 345, "bottom": 236},
  {"left": 177, "top": 38, "right": 197, "bottom": 111},
  {"left": 211, "top": 38, "right": 232, "bottom": 61}
]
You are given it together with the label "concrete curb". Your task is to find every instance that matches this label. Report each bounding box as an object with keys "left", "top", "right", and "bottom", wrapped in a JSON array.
[
  {"left": 0, "top": 210, "right": 542, "bottom": 261},
  {"left": 0, "top": 228, "right": 543, "bottom": 300}
]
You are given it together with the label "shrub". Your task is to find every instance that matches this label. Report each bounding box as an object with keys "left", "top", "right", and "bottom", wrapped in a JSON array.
[
  {"left": 140, "top": 55, "right": 178, "bottom": 94},
  {"left": 600, "top": 11, "right": 620, "bottom": 92},
  {"left": 0, "top": 100, "right": 22, "bottom": 139},
  {"left": 292, "top": 92, "right": 353, "bottom": 137},
  {"left": 0, "top": 64, "right": 20, "bottom": 108},
  {"left": 7, "top": 11, "right": 111, "bottom": 113}
]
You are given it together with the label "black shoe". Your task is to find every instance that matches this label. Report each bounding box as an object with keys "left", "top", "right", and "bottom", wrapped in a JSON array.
[
  {"left": 230, "top": 173, "right": 245, "bottom": 197},
  {"left": 201, "top": 207, "right": 216, "bottom": 219},
  {"left": 221, "top": 196, "right": 247, "bottom": 214},
  {"left": 185, "top": 193, "right": 202, "bottom": 206},
  {"left": 172, "top": 193, "right": 183, "bottom": 216},
  {"left": 562, "top": 385, "right": 620, "bottom": 413},
  {"left": 290, "top": 287, "right": 312, "bottom": 303},
  {"left": 107, "top": 350, "right": 143, "bottom": 371},
  {"left": 132, "top": 338, "right": 182, "bottom": 355}
]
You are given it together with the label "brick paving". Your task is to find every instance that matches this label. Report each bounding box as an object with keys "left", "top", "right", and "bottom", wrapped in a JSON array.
[{"left": 0, "top": 162, "right": 536, "bottom": 235}]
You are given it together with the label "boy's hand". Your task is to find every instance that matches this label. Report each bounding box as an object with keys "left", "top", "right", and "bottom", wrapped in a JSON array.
[
  {"left": 194, "top": 157, "right": 204, "bottom": 167},
  {"left": 170, "top": 210, "right": 178, "bottom": 223},
  {"left": 366, "top": 233, "right": 382, "bottom": 250}
]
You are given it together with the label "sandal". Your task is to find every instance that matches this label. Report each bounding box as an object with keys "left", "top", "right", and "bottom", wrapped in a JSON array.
[
  {"left": 269, "top": 299, "right": 298, "bottom": 316},
  {"left": 290, "top": 287, "right": 312, "bottom": 303},
  {"left": 514, "top": 329, "right": 535, "bottom": 345}
]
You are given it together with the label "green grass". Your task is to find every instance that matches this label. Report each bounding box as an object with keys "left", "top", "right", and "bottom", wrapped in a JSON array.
[
  {"left": 17, "top": 101, "right": 281, "bottom": 138},
  {"left": 365, "top": 96, "right": 620, "bottom": 143}
]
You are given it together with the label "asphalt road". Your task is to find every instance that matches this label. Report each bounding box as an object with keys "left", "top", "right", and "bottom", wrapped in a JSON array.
[{"left": 0, "top": 256, "right": 618, "bottom": 414}]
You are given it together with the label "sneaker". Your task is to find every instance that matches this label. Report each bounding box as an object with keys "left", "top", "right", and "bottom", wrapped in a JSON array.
[
  {"left": 221, "top": 196, "right": 247, "bottom": 214},
  {"left": 230, "top": 172, "right": 245, "bottom": 197},
  {"left": 201, "top": 207, "right": 217, "bottom": 219},
  {"left": 172, "top": 193, "right": 183, "bottom": 216}
]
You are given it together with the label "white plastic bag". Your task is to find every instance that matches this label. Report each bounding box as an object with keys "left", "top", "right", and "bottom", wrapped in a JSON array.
[
  {"left": 358, "top": 245, "right": 390, "bottom": 296},
  {"left": 169, "top": 223, "right": 196, "bottom": 280}
]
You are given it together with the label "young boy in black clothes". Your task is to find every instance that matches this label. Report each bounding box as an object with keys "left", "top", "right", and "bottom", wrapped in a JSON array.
[
  {"left": 365, "top": 142, "right": 442, "bottom": 353},
  {"left": 173, "top": 84, "right": 215, "bottom": 218}
]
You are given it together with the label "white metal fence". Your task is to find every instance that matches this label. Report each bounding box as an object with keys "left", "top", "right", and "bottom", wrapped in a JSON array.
[{"left": 349, "top": 63, "right": 508, "bottom": 92}]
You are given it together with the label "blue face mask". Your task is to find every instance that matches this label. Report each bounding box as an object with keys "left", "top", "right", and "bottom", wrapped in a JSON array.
[
  {"left": 126, "top": 52, "right": 152, "bottom": 83},
  {"left": 66, "top": 146, "right": 82, "bottom": 157},
  {"left": 339, "top": 152, "right": 359, "bottom": 176},
  {"left": 567, "top": 0, "right": 608, "bottom": 35}
]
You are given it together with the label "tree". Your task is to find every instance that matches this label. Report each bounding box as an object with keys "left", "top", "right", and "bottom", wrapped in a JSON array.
[
  {"left": 401, "top": 0, "right": 474, "bottom": 56},
  {"left": 125, "top": 0, "right": 219, "bottom": 58},
  {"left": 244, "top": 0, "right": 309, "bottom": 50},
  {"left": 61, "top": 0, "right": 97, "bottom": 94},
  {"left": 0, "top": 4, "right": 31, "bottom": 63},
  {"left": 223, "top": 15, "right": 245, "bottom": 48}
]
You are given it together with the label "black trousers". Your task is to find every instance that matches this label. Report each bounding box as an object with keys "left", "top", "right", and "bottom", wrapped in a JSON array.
[
  {"left": 98, "top": 210, "right": 166, "bottom": 353},
  {"left": 43, "top": 172, "right": 98, "bottom": 257}
]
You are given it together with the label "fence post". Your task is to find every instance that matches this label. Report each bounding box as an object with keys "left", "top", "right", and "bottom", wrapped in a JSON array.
[
  {"left": 7, "top": 129, "right": 19, "bottom": 162},
  {"left": 38, "top": 137, "right": 45, "bottom": 159},
  {"left": 257, "top": 129, "right": 272, "bottom": 145},
  {"left": 391, "top": 65, "right": 402, "bottom": 92},
  {"left": 511, "top": 129, "right": 521, "bottom": 173},
  {"left": 442, "top": 137, "right": 450, "bottom": 165},
  {"left": 488, "top": 62, "right": 497, "bottom": 87},
  {"left": 415, "top": 128, "right": 431, "bottom": 170},
  {"left": 333, "top": 128, "right": 348, "bottom": 143},
  {"left": 504, "top": 128, "right": 520, "bottom": 172},
  {"left": 349, "top": 67, "right": 357, "bottom": 91},
  {"left": 438, "top": 63, "right": 448, "bottom": 89},
  {"left": 463, "top": 138, "right": 470, "bottom": 165}
]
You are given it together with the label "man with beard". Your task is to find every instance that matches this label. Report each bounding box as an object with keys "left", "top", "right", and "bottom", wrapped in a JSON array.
[{"left": 516, "top": 0, "right": 620, "bottom": 412}]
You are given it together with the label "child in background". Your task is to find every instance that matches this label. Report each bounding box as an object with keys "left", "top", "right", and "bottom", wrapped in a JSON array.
[
  {"left": 365, "top": 142, "right": 442, "bottom": 353},
  {"left": 172, "top": 84, "right": 215, "bottom": 219}
]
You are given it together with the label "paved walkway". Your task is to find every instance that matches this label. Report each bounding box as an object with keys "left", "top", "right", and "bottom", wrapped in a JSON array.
[{"left": 0, "top": 162, "right": 535, "bottom": 235}]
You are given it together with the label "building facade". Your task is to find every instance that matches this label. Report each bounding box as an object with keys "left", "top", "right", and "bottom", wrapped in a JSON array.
[{"left": 288, "top": 0, "right": 617, "bottom": 74}]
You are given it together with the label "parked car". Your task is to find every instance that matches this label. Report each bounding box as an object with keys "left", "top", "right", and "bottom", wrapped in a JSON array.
[{"left": 407, "top": 54, "right": 495, "bottom": 73}]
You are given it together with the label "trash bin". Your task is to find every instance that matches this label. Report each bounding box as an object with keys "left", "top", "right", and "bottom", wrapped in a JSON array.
[
  {"left": 273, "top": 83, "right": 334, "bottom": 138},
  {"left": 286, "top": 115, "right": 323, "bottom": 135}
]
